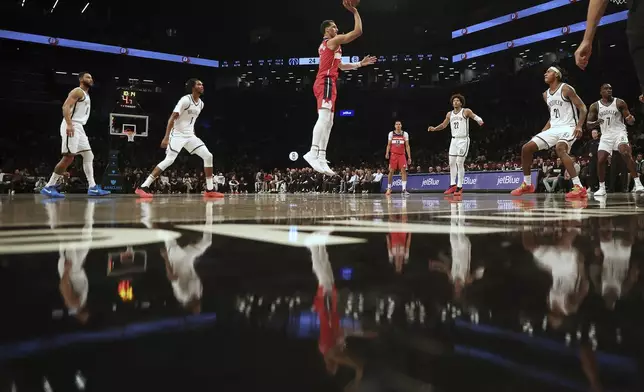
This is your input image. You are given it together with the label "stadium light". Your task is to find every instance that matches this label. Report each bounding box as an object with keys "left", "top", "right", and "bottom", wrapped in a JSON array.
[
  {"left": 81, "top": 2, "right": 90, "bottom": 13},
  {"left": 453, "top": 11, "right": 627, "bottom": 63}
]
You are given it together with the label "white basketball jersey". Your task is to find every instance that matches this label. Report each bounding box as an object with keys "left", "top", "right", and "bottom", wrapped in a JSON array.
[
  {"left": 600, "top": 238, "right": 631, "bottom": 297},
  {"left": 597, "top": 98, "right": 626, "bottom": 135},
  {"left": 546, "top": 83, "right": 578, "bottom": 127},
  {"left": 172, "top": 95, "right": 204, "bottom": 136},
  {"left": 450, "top": 109, "right": 469, "bottom": 138},
  {"left": 532, "top": 246, "right": 582, "bottom": 315},
  {"left": 165, "top": 234, "right": 210, "bottom": 305},
  {"left": 71, "top": 89, "right": 91, "bottom": 126},
  {"left": 450, "top": 204, "right": 471, "bottom": 283}
]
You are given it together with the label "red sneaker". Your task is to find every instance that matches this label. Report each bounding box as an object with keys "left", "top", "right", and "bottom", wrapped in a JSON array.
[
  {"left": 454, "top": 188, "right": 463, "bottom": 196},
  {"left": 565, "top": 185, "right": 588, "bottom": 199},
  {"left": 444, "top": 185, "right": 457, "bottom": 195},
  {"left": 510, "top": 182, "right": 535, "bottom": 196},
  {"left": 135, "top": 187, "right": 153, "bottom": 198},
  {"left": 204, "top": 190, "right": 225, "bottom": 199}
]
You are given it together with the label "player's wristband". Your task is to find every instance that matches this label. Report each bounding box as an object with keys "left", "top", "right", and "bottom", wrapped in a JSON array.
[{"left": 351, "top": 62, "right": 361, "bottom": 70}]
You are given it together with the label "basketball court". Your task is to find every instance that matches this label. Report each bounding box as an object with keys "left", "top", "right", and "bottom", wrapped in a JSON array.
[{"left": 1, "top": 192, "right": 643, "bottom": 390}]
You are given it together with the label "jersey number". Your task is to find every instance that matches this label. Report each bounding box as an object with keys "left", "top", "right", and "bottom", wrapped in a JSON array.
[
  {"left": 553, "top": 108, "right": 560, "bottom": 119},
  {"left": 453, "top": 122, "right": 459, "bottom": 129},
  {"left": 190, "top": 117, "right": 195, "bottom": 125},
  {"left": 604, "top": 117, "right": 610, "bottom": 126}
]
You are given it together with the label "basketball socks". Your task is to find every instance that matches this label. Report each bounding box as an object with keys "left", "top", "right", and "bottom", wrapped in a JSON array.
[
  {"left": 206, "top": 177, "right": 214, "bottom": 191},
  {"left": 387, "top": 183, "right": 392, "bottom": 190},
  {"left": 318, "top": 150, "right": 327, "bottom": 161},
  {"left": 80, "top": 151, "right": 96, "bottom": 188},
  {"left": 572, "top": 177, "right": 582, "bottom": 187},
  {"left": 47, "top": 173, "right": 62, "bottom": 187},
  {"left": 402, "top": 181, "right": 407, "bottom": 191},
  {"left": 524, "top": 175, "right": 532, "bottom": 186},
  {"left": 141, "top": 175, "right": 156, "bottom": 188},
  {"left": 599, "top": 181, "right": 606, "bottom": 190}
]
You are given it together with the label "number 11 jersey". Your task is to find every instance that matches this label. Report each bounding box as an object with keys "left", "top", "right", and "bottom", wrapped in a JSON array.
[{"left": 172, "top": 95, "right": 204, "bottom": 137}]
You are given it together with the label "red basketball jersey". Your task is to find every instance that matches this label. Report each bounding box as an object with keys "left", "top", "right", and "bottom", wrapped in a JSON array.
[
  {"left": 316, "top": 39, "right": 342, "bottom": 82},
  {"left": 389, "top": 131, "right": 409, "bottom": 155}
]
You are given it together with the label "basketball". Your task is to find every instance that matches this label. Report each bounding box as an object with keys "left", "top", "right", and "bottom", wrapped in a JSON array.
[{"left": 344, "top": 0, "right": 360, "bottom": 7}]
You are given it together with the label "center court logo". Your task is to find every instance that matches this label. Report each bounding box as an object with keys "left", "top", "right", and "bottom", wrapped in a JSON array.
[
  {"left": 497, "top": 175, "right": 521, "bottom": 185},
  {"left": 421, "top": 178, "right": 440, "bottom": 187}
]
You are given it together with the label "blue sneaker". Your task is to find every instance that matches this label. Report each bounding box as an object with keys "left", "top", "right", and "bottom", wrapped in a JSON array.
[
  {"left": 88, "top": 185, "right": 111, "bottom": 196},
  {"left": 40, "top": 186, "right": 65, "bottom": 198}
]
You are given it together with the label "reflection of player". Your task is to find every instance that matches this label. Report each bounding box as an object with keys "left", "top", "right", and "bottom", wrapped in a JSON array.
[
  {"left": 430, "top": 202, "right": 479, "bottom": 300},
  {"left": 41, "top": 72, "right": 110, "bottom": 198},
  {"left": 49, "top": 200, "right": 96, "bottom": 323},
  {"left": 386, "top": 199, "right": 411, "bottom": 274},
  {"left": 385, "top": 120, "right": 411, "bottom": 196},
  {"left": 303, "top": 1, "right": 376, "bottom": 175},
  {"left": 308, "top": 232, "right": 375, "bottom": 390},
  {"left": 523, "top": 229, "right": 589, "bottom": 328},
  {"left": 597, "top": 218, "right": 639, "bottom": 309},
  {"left": 136, "top": 79, "right": 223, "bottom": 199}
]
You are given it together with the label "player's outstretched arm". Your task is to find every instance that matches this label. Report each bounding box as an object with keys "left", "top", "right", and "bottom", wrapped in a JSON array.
[
  {"left": 327, "top": 1, "right": 363, "bottom": 50},
  {"left": 575, "top": 0, "right": 609, "bottom": 70},
  {"left": 564, "top": 85, "right": 588, "bottom": 137},
  {"left": 464, "top": 109, "right": 484, "bottom": 126},
  {"left": 428, "top": 112, "right": 451, "bottom": 132},
  {"left": 586, "top": 102, "right": 602, "bottom": 129},
  {"left": 339, "top": 56, "right": 376, "bottom": 71},
  {"left": 617, "top": 99, "right": 636, "bottom": 125}
]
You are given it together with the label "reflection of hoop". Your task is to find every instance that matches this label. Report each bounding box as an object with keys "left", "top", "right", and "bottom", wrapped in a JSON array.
[{"left": 123, "top": 130, "right": 135, "bottom": 142}]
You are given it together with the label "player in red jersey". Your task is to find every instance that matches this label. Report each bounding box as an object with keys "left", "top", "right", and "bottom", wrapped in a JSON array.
[
  {"left": 386, "top": 199, "right": 411, "bottom": 273},
  {"left": 385, "top": 120, "right": 411, "bottom": 196},
  {"left": 304, "top": 0, "right": 376, "bottom": 176}
]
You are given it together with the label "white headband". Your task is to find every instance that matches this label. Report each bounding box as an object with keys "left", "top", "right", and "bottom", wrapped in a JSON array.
[{"left": 548, "top": 66, "right": 562, "bottom": 78}]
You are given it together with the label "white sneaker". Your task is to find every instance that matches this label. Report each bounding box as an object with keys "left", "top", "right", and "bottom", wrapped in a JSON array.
[
  {"left": 635, "top": 184, "right": 644, "bottom": 193},
  {"left": 594, "top": 187, "right": 607, "bottom": 197},
  {"left": 303, "top": 151, "right": 324, "bottom": 173},
  {"left": 318, "top": 159, "right": 336, "bottom": 176}
]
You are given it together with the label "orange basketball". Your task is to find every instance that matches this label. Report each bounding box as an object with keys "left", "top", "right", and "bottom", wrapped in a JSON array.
[{"left": 344, "top": 0, "right": 360, "bottom": 7}]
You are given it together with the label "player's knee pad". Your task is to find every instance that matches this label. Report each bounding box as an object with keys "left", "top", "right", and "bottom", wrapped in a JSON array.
[
  {"left": 157, "top": 151, "right": 178, "bottom": 171},
  {"left": 195, "top": 147, "right": 213, "bottom": 167},
  {"left": 79, "top": 150, "right": 94, "bottom": 162}
]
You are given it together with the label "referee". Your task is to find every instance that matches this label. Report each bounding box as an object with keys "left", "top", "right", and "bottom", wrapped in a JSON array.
[{"left": 576, "top": 0, "right": 643, "bottom": 99}]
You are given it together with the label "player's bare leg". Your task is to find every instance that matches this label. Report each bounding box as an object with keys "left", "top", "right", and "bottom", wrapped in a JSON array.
[
  {"left": 136, "top": 150, "right": 179, "bottom": 198},
  {"left": 556, "top": 143, "right": 587, "bottom": 199},
  {"left": 41, "top": 155, "right": 74, "bottom": 198},
  {"left": 510, "top": 141, "right": 538, "bottom": 196},
  {"left": 385, "top": 168, "right": 394, "bottom": 196},
  {"left": 401, "top": 167, "right": 409, "bottom": 196},
  {"left": 594, "top": 150, "right": 610, "bottom": 196},
  {"left": 618, "top": 143, "right": 644, "bottom": 193}
]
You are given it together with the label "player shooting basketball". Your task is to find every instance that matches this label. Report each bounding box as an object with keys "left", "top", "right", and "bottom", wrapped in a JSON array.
[{"left": 303, "top": 0, "right": 377, "bottom": 176}]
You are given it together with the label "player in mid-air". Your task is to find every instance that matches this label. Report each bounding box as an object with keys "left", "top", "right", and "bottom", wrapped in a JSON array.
[
  {"left": 511, "top": 66, "right": 588, "bottom": 198},
  {"left": 586, "top": 83, "right": 643, "bottom": 196},
  {"left": 40, "top": 72, "right": 111, "bottom": 198},
  {"left": 385, "top": 120, "right": 411, "bottom": 196},
  {"left": 136, "top": 79, "right": 223, "bottom": 198},
  {"left": 427, "top": 94, "right": 484, "bottom": 196},
  {"left": 303, "top": 0, "right": 376, "bottom": 176}
]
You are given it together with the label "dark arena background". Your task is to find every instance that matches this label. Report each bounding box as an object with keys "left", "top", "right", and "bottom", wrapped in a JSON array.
[{"left": 2, "top": 0, "right": 644, "bottom": 391}]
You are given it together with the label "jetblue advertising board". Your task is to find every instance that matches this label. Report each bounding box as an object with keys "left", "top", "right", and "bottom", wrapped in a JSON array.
[{"left": 380, "top": 170, "right": 539, "bottom": 193}]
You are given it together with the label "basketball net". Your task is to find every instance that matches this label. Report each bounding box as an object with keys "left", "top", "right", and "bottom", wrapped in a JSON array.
[
  {"left": 609, "top": 0, "right": 626, "bottom": 4},
  {"left": 120, "top": 246, "right": 135, "bottom": 263},
  {"left": 123, "top": 130, "right": 135, "bottom": 142}
]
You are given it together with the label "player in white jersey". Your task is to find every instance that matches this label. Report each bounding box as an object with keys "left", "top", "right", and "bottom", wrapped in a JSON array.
[
  {"left": 136, "top": 79, "right": 222, "bottom": 198},
  {"left": 40, "top": 72, "right": 111, "bottom": 198},
  {"left": 586, "top": 83, "right": 643, "bottom": 196},
  {"left": 428, "top": 94, "right": 484, "bottom": 196},
  {"left": 512, "top": 66, "right": 588, "bottom": 199}
]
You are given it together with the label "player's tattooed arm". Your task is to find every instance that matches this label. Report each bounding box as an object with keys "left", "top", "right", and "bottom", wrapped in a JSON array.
[
  {"left": 327, "top": 1, "right": 363, "bottom": 50},
  {"left": 586, "top": 102, "right": 602, "bottom": 129},
  {"left": 161, "top": 112, "right": 180, "bottom": 148},
  {"left": 617, "top": 99, "right": 636, "bottom": 125},
  {"left": 464, "top": 108, "right": 484, "bottom": 126},
  {"left": 563, "top": 85, "right": 587, "bottom": 138},
  {"left": 428, "top": 112, "right": 451, "bottom": 132}
]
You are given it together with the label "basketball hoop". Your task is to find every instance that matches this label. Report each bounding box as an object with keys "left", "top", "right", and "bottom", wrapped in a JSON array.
[{"left": 123, "top": 130, "right": 135, "bottom": 142}]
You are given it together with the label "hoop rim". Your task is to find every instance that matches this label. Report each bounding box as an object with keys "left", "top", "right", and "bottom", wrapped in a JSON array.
[{"left": 123, "top": 130, "right": 136, "bottom": 142}]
